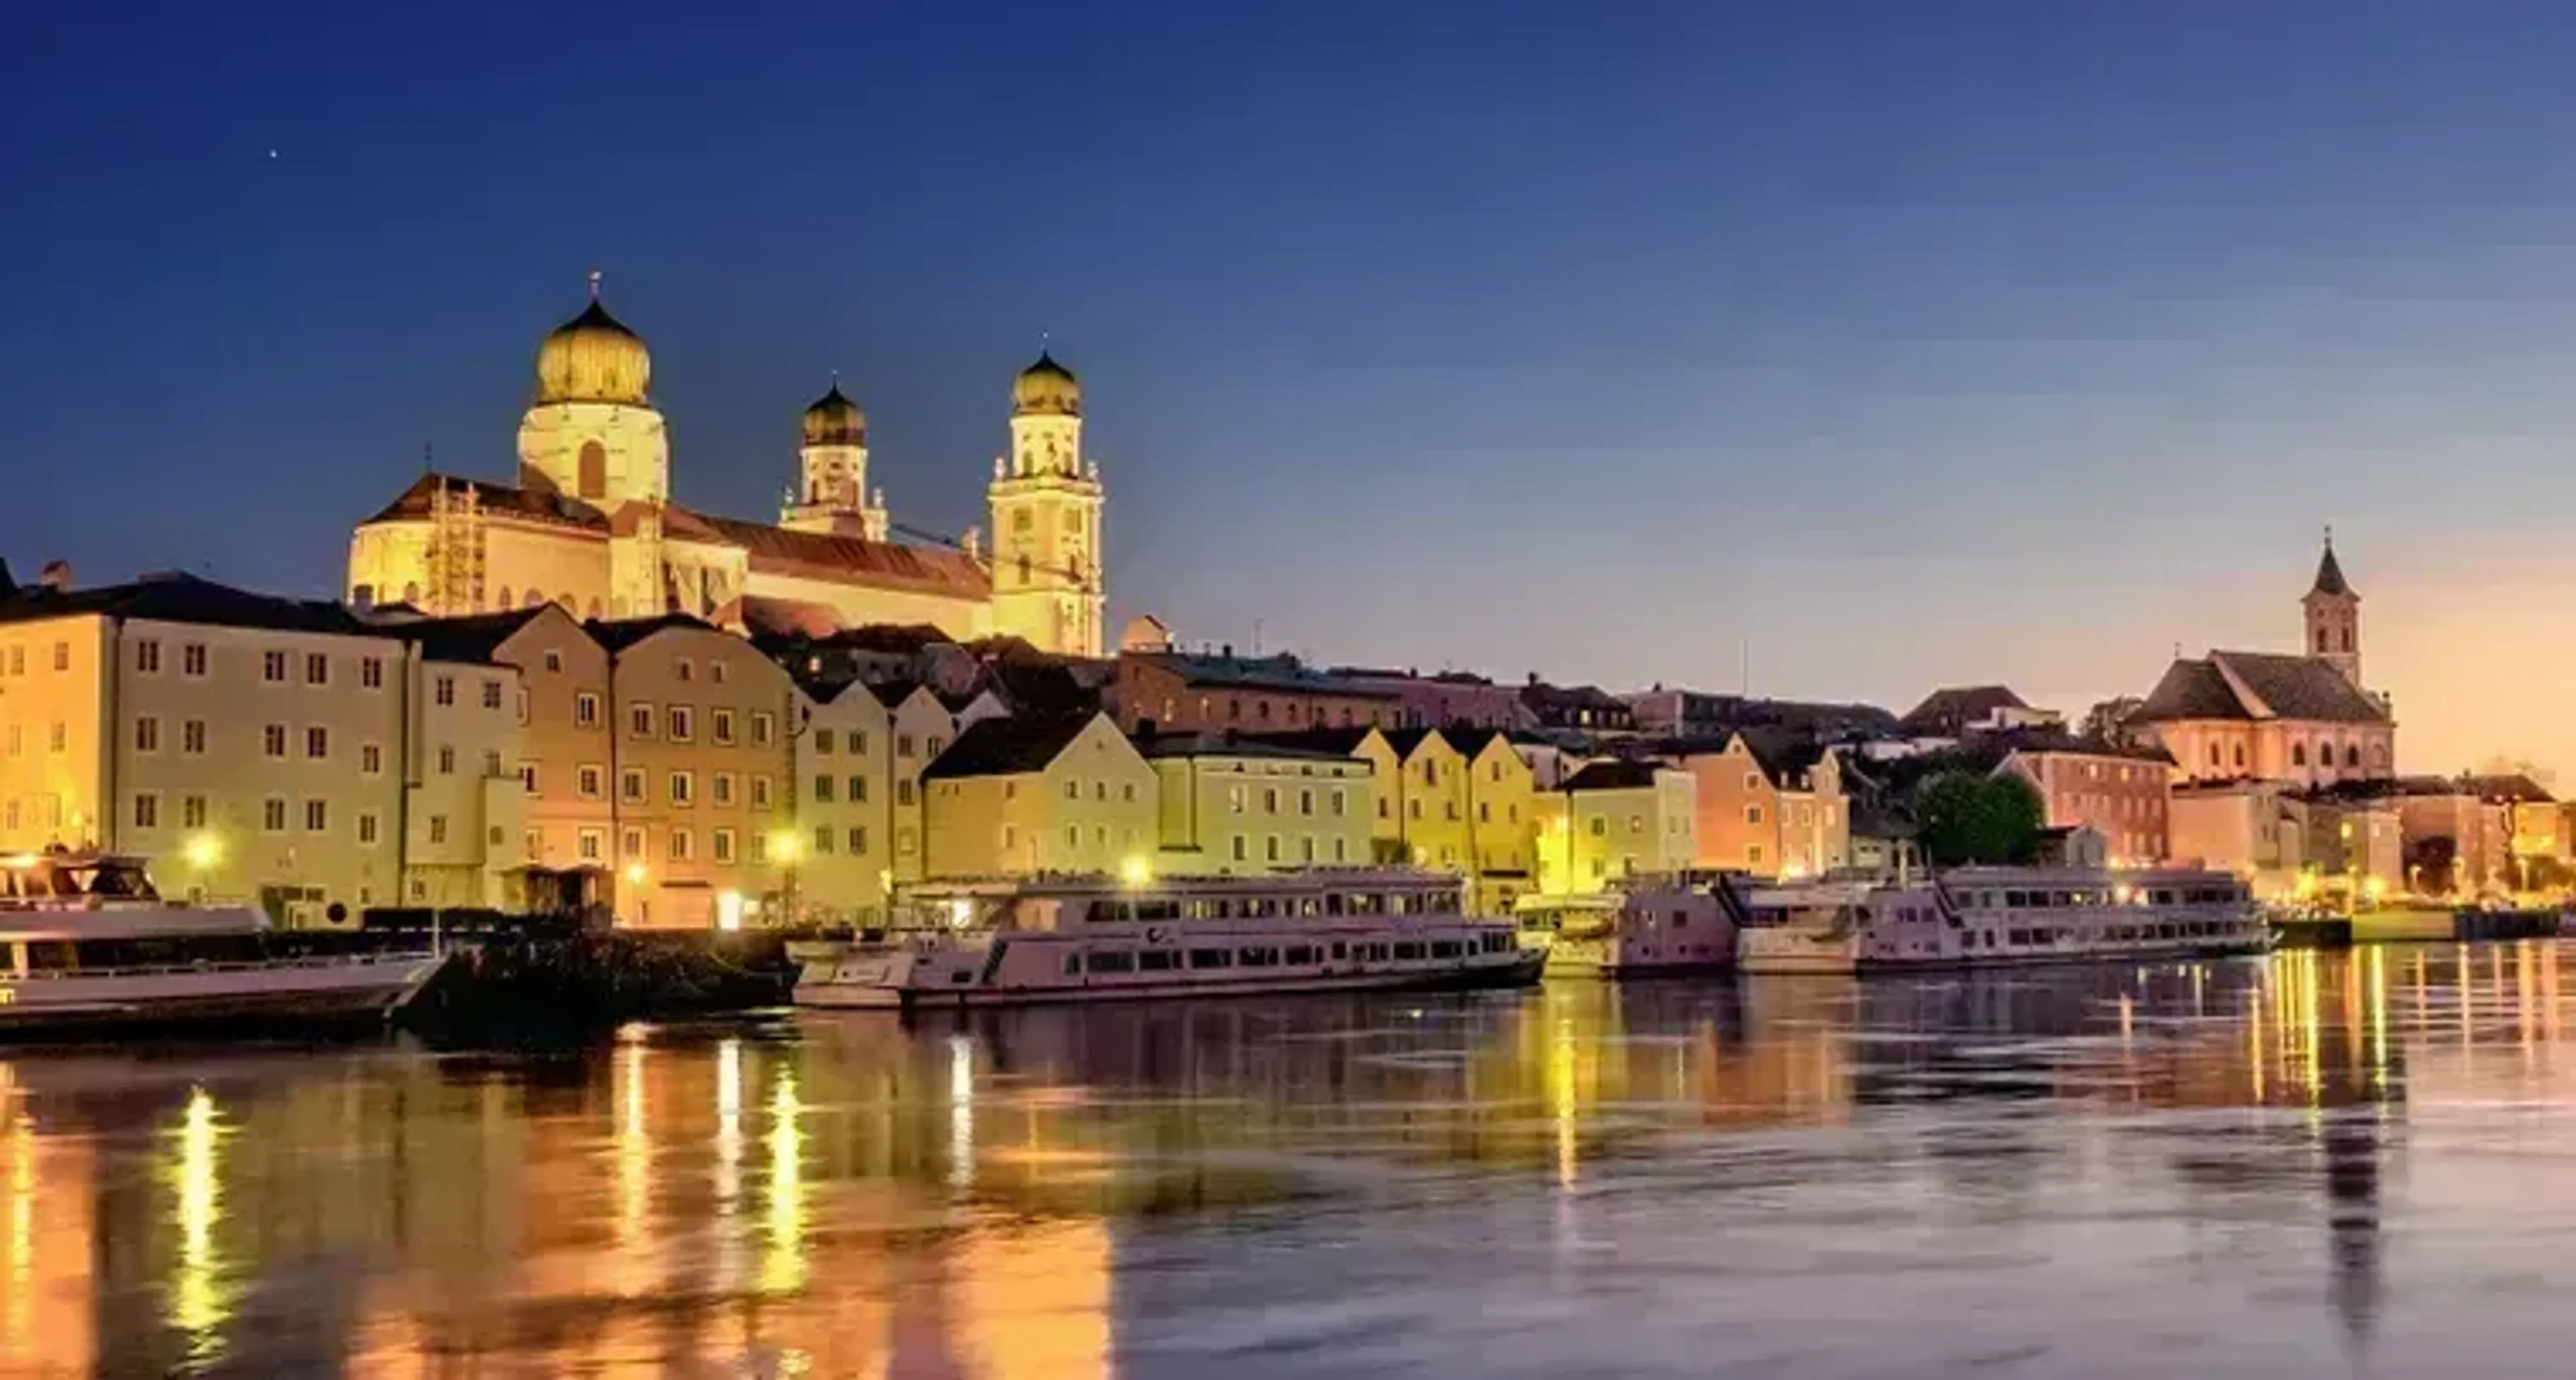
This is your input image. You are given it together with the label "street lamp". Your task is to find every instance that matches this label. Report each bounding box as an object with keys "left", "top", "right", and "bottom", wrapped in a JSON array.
[{"left": 768, "top": 829, "right": 805, "bottom": 927}]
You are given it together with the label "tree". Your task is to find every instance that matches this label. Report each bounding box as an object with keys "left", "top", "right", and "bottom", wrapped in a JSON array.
[
  {"left": 2406, "top": 836, "right": 2458, "bottom": 897},
  {"left": 2080, "top": 696, "right": 2145, "bottom": 748},
  {"left": 1915, "top": 771, "right": 2047, "bottom": 867}
]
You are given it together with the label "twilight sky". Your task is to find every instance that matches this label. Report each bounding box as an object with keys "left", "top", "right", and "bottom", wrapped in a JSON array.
[{"left": 8, "top": 1, "right": 2576, "bottom": 774}]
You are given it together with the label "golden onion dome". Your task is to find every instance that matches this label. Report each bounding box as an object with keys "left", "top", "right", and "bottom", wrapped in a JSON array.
[
  {"left": 1012, "top": 350, "right": 1081, "bottom": 417},
  {"left": 802, "top": 380, "right": 866, "bottom": 447},
  {"left": 535, "top": 276, "right": 651, "bottom": 405}
]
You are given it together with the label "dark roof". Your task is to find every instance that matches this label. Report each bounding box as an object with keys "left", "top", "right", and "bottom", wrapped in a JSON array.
[
  {"left": 678, "top": 509, "right": 991, "bottom": 598},
  {"left": 1849, "top": 802, "right": 1917, "bottom": 840},
  {"left": 1382, "top": 727, "right": 1442, "bottom": 759},
  {"left": 1992, "top": 729, "right": 2176, "bottom": 765},
  {"left": 920, "top": 714, "right": 1099, "bottom": 781},
  {"left": 864, "top": 677, "right": 932, "bottom": 709},
  {"left": 1900, "top": 685, "right": 2029, "bottom": 733},
  {"left": 585, "top": 613, "right": 718, "bottom": 653},
  {"left": 0, "top": 572, "right": 372, "bottom": 637},
  {"left": 362, "top": 474, "right": 609, "bottom": 534},
  {"left": 1131, "top": 651, "right": 1396, "bottom": 698},
  {"left": 400, "top": 605, "right": 570, "bottom": 666},
  {"left": 2133, "top": 651, "right": 2389, "bottom": 726},
  {"left": 1444, "top": 726, "right": 1507, "bottom": 759},
  {"left": 1563, "top": 760, "right": 1666, "bottom": 792},
  {"left": 1725, "top": 728, "right": 1833, "bottom": 788},
  {"left": 2311, "top": 539, "right": 2353, "bottom": 598},
  {"left": 1229, "top": 727, "right": 1380, "bottom": 758},
  {"left": 1135, "top": 730, "right": 1357, "bottom": 763},
  {"left": 986, "top": 660, "right": 1100, "bottom": 718},
  {"left": 2455, "top": 773, "right": 2555, "bottom": 804}
]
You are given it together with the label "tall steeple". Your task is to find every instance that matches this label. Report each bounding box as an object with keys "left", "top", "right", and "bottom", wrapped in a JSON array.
[
  {"left": 988, "top": 348, "right": 1106, "bottom": 656},
  {"left": 2303, "top": 526, "right": 2362, "bottom": 686}
]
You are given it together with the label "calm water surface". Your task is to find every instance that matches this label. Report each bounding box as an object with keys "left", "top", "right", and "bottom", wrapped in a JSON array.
[{"left": 5, "top": 945, "right": 2576, "bottom": 1377}]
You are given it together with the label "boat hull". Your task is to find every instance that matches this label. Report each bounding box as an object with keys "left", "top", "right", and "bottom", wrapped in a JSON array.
[
  {"left": 798, "top": 948, "right": 1540, "bottom": 1011},
  {"left": 0, "top": 953, "right": 447, "bottom": 1037}
]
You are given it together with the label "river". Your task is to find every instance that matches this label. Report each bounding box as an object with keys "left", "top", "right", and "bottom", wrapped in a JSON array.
[{"left": 1, "top": 944, "right": 2571, "bottom": 1377}]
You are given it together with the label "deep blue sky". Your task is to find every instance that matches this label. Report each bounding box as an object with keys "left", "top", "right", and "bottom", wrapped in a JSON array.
[{"left": 11, "top": 1, "right": 2576, "bottom": 770}]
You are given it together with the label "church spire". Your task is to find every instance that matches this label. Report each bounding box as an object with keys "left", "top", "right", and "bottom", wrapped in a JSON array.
[{"left": 2310, "top": 525, "right": 2353, "bottom": 598}]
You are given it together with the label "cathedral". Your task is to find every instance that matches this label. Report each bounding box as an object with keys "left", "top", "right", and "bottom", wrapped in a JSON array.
[{"left": 347, "top": 277, "right": 1108, "bottom": 656}]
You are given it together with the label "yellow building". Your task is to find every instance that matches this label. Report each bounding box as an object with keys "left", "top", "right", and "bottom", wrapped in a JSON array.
[
  {"left": 346, "top": 278, "right": 1105, "bottom": 656},
  {"left": 592, "top": 616, "right": 796, "bottom": 928},
  {"left": 398, "top": 645, "right": 529, "bottom": 909},
  {"left": 788, "top": 676, "right": 999, "bottom": 920},
  {"left": 1451, "top": 727, "right": 1539, "bottom": 913},
  {"left": 920, "top": 714, "right": 1156, "bottom": 878},
  {"left": 1139, "top": 733, "right": 1375, "bottom": 873},
  {"left": 0, "top": 573, "right": 411, "bottom": 922},
  {"left": 1538, "top": 760, "right": 1699, "bottom": 893}
]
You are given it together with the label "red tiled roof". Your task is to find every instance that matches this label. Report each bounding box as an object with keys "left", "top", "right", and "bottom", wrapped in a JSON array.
[
  {"left": 676, "top": 508, "right": 991, "bottom": 598},
  {"left": 362, "top": 474, "right": 609, "bottom": 535}
]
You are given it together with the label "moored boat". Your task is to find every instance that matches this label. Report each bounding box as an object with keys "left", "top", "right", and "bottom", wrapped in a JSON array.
[
  {"left": 1736, "top": 865, "right": 2267, "bottom": 975},
  {"left": 1513, "top": 884, "right": 1733, "bottom": 977},
  {"left": 0, "top": 853, "right": 448, "bottom": 1034},
  {"left": 794, "top": 868, "right": 1538, "bottom": 1010}
]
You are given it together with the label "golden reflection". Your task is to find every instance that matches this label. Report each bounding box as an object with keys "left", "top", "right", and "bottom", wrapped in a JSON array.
[
  {"left": 951, "top": 1219, "right": 1112, "bottom": 1380},
  {"left": 759, "top": 1069, "right": 808, "bottom": 1297},
  {"left": 167, "top": 1086, "right": 235, "bottom": 1355},
  {"left": 716, "top": 1035, "right": 745, "bottom": 1291},
  {"left": 949, "top": 1032, "right": 975, "bottom": 1191},
  {"left": 2368, "top": 945, "right": 2390, "bottom": 1092},
  {"left": 1549, "top": 1012, "right": 1578, "bottom": 1189},
  {"left": 612, "top": 1034, "right": 654, "bottom": 1297},
  {"left": 4, "top": 1109, "right": 30, "bottom": 1346}
]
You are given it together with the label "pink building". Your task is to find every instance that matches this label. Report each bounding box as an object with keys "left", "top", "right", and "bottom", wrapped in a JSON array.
[{"left": 1994, "top": 737, "right": 2174, "bottom": 865}]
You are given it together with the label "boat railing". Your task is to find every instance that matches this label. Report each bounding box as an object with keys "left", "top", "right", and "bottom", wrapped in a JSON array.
[{"left": 8, "top": 950, "right": 437, "bottom": 981}]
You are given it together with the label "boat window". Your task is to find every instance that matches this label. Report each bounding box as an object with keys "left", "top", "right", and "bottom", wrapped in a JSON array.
[
  {"left": 1298, "top": 896, "right": 1322, "bottom": 916},
  {"left": 1137, "top": 951, "right": 1179, "bottom": 971},
  {"left": 2004, "top": 891, "right": 2027, "bottom": 907},
  {"left": 23, "top": 941, "right": 79, "bottom": 972},
  {"left": 1284, "top": 945, "right": 1316, "bottom": 965},
  {"left": 1135, "top": 900, "right": 1181, "bottom": 922},
  {"left": 1430, "top": 940, "right": 1462, "bottom": 959},
  {"left": 1487, "top": 932, "right": 1512, "bottom": 953},
  {"left": 1330, "top": 942, "right": 1347, "bottom": 961},
  {"left": 1669, "top": 910, "right": 1688, "bottom": 928},
  {"left": 1084, "top": 951, "right": 1134, "bottom": 974},
  {"left": 1063, "top": 953, "right": 1081, "bottom": 976},
  {"left": 1239, "top": 946, "right": 1279, "bottom": 968},
  {"left": 1189, "top": 948, "right": 1232, "bottom": 969},
  {"left": 1392, "top": 941, "right": 1424, "bottom": 961}
]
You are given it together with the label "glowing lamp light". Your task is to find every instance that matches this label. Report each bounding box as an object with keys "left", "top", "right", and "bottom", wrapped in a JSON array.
[
  {"left": 769, "top": 830, "right": 805, "bottom": 866},
  {"left": 716, "top": 889, "right": 745, "bottom": 932},
  {"left": 1118, "top": 855, "right": 1152, "bottom": 888},
  {"left": 624, "top": 861, "right": 647, "bottom": 886},
  {"left": 182, "top": 832, "right": 223, "bottom": 871},
  {"left": 947, "top": 897, "right": 974, "bottom": 929}
]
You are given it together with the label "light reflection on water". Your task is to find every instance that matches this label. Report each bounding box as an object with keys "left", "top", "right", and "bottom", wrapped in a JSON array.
[{"left": 9, "top": 946, "right": 2576, "bottom": 1374}]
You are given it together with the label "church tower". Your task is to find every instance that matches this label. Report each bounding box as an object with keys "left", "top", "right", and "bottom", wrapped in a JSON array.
[
  {"left": 780, "top": 380, "right": 891, "bottom": 540},
  {"left": 987, "top": 352, "right": 1106, "bottom": 657},
  {"left": 2304, "top": 528, "right": 2362, "bottom": 686},
  {"left": 517, "top": 273, "right": 670, "bottom": 510}
]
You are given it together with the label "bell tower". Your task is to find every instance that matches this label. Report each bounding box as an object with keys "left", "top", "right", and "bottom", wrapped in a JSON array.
[
  {"left": 987, "top": 351, "right": 1106, "bottom": 657},
  {"left": 517, "top": 273, "right": 669, "bottom": 511},
  {"left": 780, "top": 379, "right": 890, "bottom": 539},
  {"left": 2303, "top": 527, "right": 2362, "bottom": 686}
]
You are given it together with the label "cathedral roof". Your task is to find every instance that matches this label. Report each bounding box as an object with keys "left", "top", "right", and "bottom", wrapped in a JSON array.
[
  {"left": 536, "top": 280, "right": 651, "bottom": 406},
  {"left": 362, "top": 474, "right": 610, "bottom": 535},
  {"left": 2133, "top": 651, "right": 2390, "bottom": 725},
  {"left": 802, "top": 382, "right": 866, "bottom": 447},
  {"left": 678, "top": 509, "right": 992, "bottom": 599},
  {"left": 2309, "top": 538, "right": 2353, "bottom": 598},
  {"left": 1012, "top": 350, "right": 1081, "bottom": 417}
]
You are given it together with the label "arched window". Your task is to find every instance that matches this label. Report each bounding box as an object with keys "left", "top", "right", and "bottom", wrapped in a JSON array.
[
  {"left": 586, "top": 598, "right": 603, "bottom": 620},
  {"left": 402, "top": 582, "right": 422, "bottom": 604},
  {"left": 497, "top": 586, "right": 514, "bottom": 610},
  {"left": 1016, "top": 554, "right": 1032, "bottom": 584},
  {"left": 2292, "top": 743, "right": 2307, "bottom": 767},
  {"left": 2345, "top": 743, "right": 2360, "bottom": 769},
  {"left": 2314, "top": 627, "right": 2328, "bottom": 653},
  {"left": 2341, "top": 627, "right": 2353, "bottom": 653},
  {"left": 2207, "top": 743, "right": 2220, "bottom": 767},
  {"left": 558, "top": 591, "right": 576, "bottom": 611},
  {"left": 2372, "top": 741, "right": 2390, "bottom": 770},
  {"left": 525, "top": 590, "right": 545, "bottom": 609},
  {"left": 2234, "top": 743, "right": 2246, "bottom": 769},
  {"left": 578, "top": 440, "right": 608, "bottom": 500}
]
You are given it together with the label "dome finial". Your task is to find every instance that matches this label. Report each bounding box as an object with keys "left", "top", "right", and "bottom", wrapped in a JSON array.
[{"left": 588, "top": 268, "right": 603, "bottom": 302}]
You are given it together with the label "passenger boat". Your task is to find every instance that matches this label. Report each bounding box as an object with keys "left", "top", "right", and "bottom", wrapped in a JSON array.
[
  {"left": 1735, "top": 865, "right": 2267, "bottom": 975},
  {"left": 794, "top": 868, "right": 1540, "bottom": 1010},
  {"left": 1512, "top": 885, "right": 1733, "bottom": 977},
  {"left": 0, "top": 852, "right": 447, "bottom": 1034}
]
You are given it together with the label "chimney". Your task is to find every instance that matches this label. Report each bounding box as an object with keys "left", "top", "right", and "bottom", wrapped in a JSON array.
[
  {"left": 1220, "top": 643, "right": 1234, "bottom": 659},
  {"left": 37, "top": 560, "right": 70, "bottom": 593}
]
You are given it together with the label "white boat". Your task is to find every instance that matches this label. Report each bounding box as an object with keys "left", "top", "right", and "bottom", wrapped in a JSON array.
[
  {"left": 1736, "top": 866, "right": 2268, "bottom": 975},
  {"left": 1513, "top": 885, "right": 1733, "bottom": 977},
  {"left": 794, "top": 868, "right": 1540, "bottom": 1010},
  {"left": 0, "top": 853, "right": 447, "bottom": 1034}
]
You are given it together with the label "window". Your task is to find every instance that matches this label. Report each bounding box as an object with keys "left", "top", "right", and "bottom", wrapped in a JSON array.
[
  {"left": 424, "top": 814, "right": 449, "bottom": 845},
  {"left": 667, "top": 829, "right": 693, "bottom": 861},
  {"left": 181, "top": 795, "right": 206, "bottom": 829},
  {"left": 668, "top": 771, "right": 694, "bottom": 805},
  {"left": 358, "top": 812, "right": 380, "bottom": 845},
  {"left": 543, "top": 650, "right": 564, "bottom": 674},
  {"left": 848, "top": 825, "right": 868, "bottom": 855},
  {"left": 2292, "top": 743, "right": 2307, "bottom": 767},
  {"left": 848, "top": 776, "right": 867, "bottom": 802},
  {"left": 753, "top": 712, "right": 775, "bottom": 746},
  {"left": 630, "top": 703, "right": 655, "bottom": 739},
  {"left": 436, "top": 745, "right": 455, "bottom": 775},
  {"left": 813, "top": 825, "right": 835, "bottom": 855},
  {"left": 131, "top": 793, "right": 158, "bottom": 829},
  {"left": 262, "top": 650, "right": 286, "bottom": 682},
  {"left": 576, "top": 692, "right": 601, "bottom": 727},
  {"left": 928, "top": 736, "right": 947, "bottom": 757},
  {"left": 674, "top": 657, "right": 694, "bottom": 684},
  {"left": 182, "top": 643, "right": 207, "bottom": 678},
  {"left": 305, "top": 799, "right": 329, "bottom": 833},
  {"left": 525, "top": 829, "right": 542, "bottom": 859},
  {"left": 848, "top": 729, "right": 869, "bottom": 755},
  {"left": 134, "top": 716, "right": 160, "bottom": 753},
  {"left": 622, "top": 829, "right": 644, "bottom": 860},
  {"left": 621, "top": 769, "right": 645, "bottom": 803},
  {"left": 305, "top": 725, "right": 329, "bottom": 759},
  {"left": 813, "top": 729, "right": 836, "bottom": 756},
  {"left": 304, "top": 652, "right": 329, "bottom": 686},
  {"left": 263, "top": 724, "right": 288, "bottom": 759},
  {"left": 1589, "top": 816, "right": 1606, "bottom": 837},
  {"left": 434, "top": 674, "right": 455, "bottom": 706},
  {"left": 712, "top": 709, "right": 736, "bottom": 745},
  {"left": 813, "top": 775, "right": 836, "bottom": 803},
  {"left": 1746, "top": 804, "right": 1763, "bottom": 825},
  {"left": 46, "top": 722, "right": 63, "bottom": 754},
  {"left": 2345, "top": 743, "right": 2360, "bottom": 769},
  {"left": 713, "top": 772, "right": 735, "bottom": 805},
  {"left": 263, "top": 798, "right": 288, "bottom": 833},
  {"left": 136, "top": 639, "right": 160, "bottom": 674},
  {"left": 578, "top": 829, "right": 605, "bottom": 861},
  {"left": 519, "top": 762, "right": 539, "bottom": 793},
  {"left": 1299, "top": 789, "right": 1314, "bottom": 816},
  {"left": 1266, "top": 835, "right": 1281, "bottom": 862},
  {"left": 752, "top": 776, "right": 773, "bottom": 809},
  {"left": 1263, "top": 787, "right": 1280, "bottom": 814},
  {"left": 711, "top": 661, "right": 728, "bottom": 685},
  {"left": 482, "top": 680, "right": 502, "bottom": 710},
  {"left": 668, "top": 706, "right": 694, "bottom": 742},
  {"left": 897, "top": 780, "right": 916, "bottom": 806},
  {"left": 578, "top": 765, "right": 604, "bottom": 798},
  {"left": 713, "top": 829, "right": 736, "bottom": 863}
]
